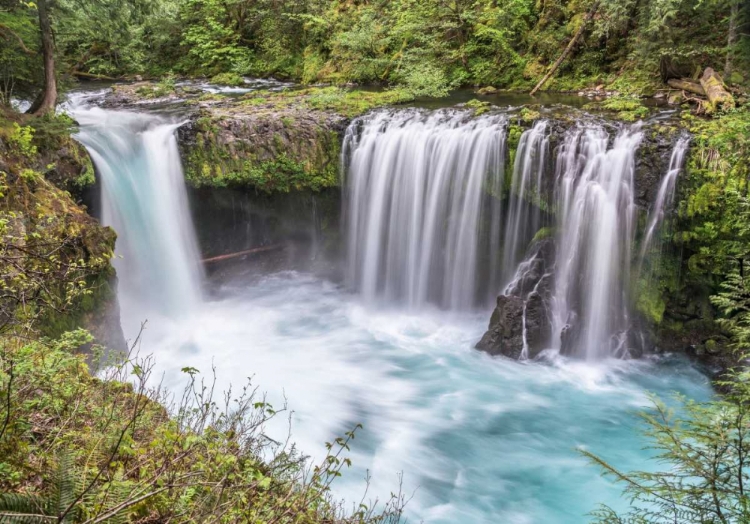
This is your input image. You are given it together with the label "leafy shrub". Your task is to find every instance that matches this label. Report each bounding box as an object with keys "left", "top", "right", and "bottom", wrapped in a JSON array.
[
  {"left": 7, "top": 123, "right": 37, "bottom": 158},
  {"left": 0, "top": 330, "right": 408, "bottom": 523},
  {"left": 210, "top": 72, "right": 244, "bottom": 86}
]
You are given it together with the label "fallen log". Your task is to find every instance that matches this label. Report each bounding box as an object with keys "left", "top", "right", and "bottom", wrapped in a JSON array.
[
  {"left": 202, "top": 244, "right": 284, "bottom": 264},
  {"left": 667, "top": 78, "right": 705, "bottom": 96},
  {"left": 530, "top": 0, "right": 600, "bottom": 96},
  {"left": 71, "top": 70, "right": 118, "bottom": 81},
  {"left": 699, "top": 67, "right": 735, "bottom": 112}
]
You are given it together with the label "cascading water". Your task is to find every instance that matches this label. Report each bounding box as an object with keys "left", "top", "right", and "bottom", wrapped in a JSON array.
[
  {"left": 502, "top": 120, "right": 550, "bottom": 284},
  {"left": 344, "top": 109, "right": 507, "bottom": 310},
  {"left": 69, "top": 101, "right": 203, "bottom": 329},
  {"left": 639, "top": 136, "right": 690, "bottom": 264},
  {"left": 60, "top": 92, "right": 713, "bottom": 522},
  {"left": 551, "top": 125, "right": 642, "bottom": 360}
]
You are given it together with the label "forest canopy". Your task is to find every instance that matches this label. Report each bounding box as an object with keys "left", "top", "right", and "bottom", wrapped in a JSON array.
[{"left": 0, "top": 0, "right": 747, "bottom": 105}]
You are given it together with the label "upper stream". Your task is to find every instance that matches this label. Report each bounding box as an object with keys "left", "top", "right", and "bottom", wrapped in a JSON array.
[{"left": 70, "top": 89, "right": 712, "bottom": 523}]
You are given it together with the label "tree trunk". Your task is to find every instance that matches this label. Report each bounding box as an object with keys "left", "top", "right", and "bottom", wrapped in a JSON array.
[
  {"left": 530, "top": 0, "right": 600, "bottom": 96},
  {"left": 724, "top": 0, "right": 738, "bottom": 79},
  {"left": 700, "top": 67, "right": 735, "bottom": 112},
  {"left": 31, "top": 0, "right": 57, "bottom": 116},
  {"left": 667, "top": 78, "right": 706, "bottom": 96}
]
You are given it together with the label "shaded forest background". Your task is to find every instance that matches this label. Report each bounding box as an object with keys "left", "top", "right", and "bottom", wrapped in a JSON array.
[{"left": 1, "top": 0, "right": 748, "bottom": 102}]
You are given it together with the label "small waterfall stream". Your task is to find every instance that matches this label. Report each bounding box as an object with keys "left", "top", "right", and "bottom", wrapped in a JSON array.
[
  {"left": 551, "top": 125, "right": 642, "bottom": 359},
  {"left": 502, "top": 120, "right": 549, "bottom": 283},
  {"left": 70, "top": 103, "right": 203, "bottom": 327},
  {"left": 639, "top": 136, "right": 690, "bottom": 263}
]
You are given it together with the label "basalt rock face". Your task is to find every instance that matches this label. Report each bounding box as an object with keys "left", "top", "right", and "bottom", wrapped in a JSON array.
[
  {"left": 634, "top": 127, "right": 679, "bottom": 209},
  {"left": 476, "top": 295, "right": 526, "bottom": 359},
  {"left": 177, "top": 105, "right": 346, "bottom": 193},
  {"left": 476, "top": 120, "right": 687, "bottom": 362}
]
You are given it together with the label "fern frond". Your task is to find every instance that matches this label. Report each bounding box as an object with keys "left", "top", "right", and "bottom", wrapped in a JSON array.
[
  {"left": 0, "top": 493, "right": 54, "bottom": 524},
  {"left": 50, "top": 451, "right": 78, "bottom": 523}
]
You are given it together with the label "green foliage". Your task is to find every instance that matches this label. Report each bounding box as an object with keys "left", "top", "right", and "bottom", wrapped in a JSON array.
[
  {"left": 712, "top": 269, "right": 750, "bottom": 348},
  {"left": 2, "top": 0, "right": 747, "bottom": 97},
  {"left": 0, "top": 330, "right": 407, "bottom": 523},
  {"left": 210, "top": 71, "right": 243, "bottom": 86},
  {"left": 6, "top": 124, "right": 36, "bottom": 158},
  {"left": 676, "top": 109, "right": 750, "bottom": 279},
  {"left": 585, "top": 365, "right": 750, "bottom": 523},
  {"left": 708, "top": 189, "right": 750, "bottom": 349}
]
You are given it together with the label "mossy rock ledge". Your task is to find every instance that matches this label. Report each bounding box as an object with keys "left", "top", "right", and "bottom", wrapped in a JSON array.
[
  {"left": 177, "top": 105, "right": 347, "bottom": 193},
  {"left": 102, "top": 82, "right": 417, "bottom": 193}
]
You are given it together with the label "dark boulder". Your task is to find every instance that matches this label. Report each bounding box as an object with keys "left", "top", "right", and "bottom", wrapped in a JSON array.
[
  {"left": 477, "top": 238, "right": 555, "bottom": 360},
  {"left": 524, "top": 287, "right": 553, "bottom": 354},
  {"left": 504, "top": 238, "right": 555, "bottom": 297},
  {"left": 475, "top": 289, "right": 553, "bottom": 360},
  {"left": 476, "top": 295, "right": 526, "bottom": 359}
]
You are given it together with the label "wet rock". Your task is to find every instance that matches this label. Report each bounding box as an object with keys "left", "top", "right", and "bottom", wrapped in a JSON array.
[
  {"left": 559, "top": 317, "right": 581, "bottom": 357},
  {"left": 634, "top": 129, "right": 677, "bottom": 209},
  {"left": 477, "top": 240, "right": 554, "bottom": 360},
  {"left": 476, "top": 295, "right": 526, "bottom": 359},
  {"left": 504, "top": 239, "right": 554, "bottom": 297},
  {"left": 524, "top": 286, "right": 553, "bottom": 355}
]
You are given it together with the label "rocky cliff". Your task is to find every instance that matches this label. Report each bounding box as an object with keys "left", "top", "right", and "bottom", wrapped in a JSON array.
[{"left": 0, "top": 112, "right": 124, "bottom": 350}]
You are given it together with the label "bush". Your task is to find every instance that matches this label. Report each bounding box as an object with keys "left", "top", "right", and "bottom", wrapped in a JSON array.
[
  {"left": 211, "top": 72, "right": 244, "bottom": 86},
  {"left": 0, "top": 330, "right": 408, "bottom": 523}
]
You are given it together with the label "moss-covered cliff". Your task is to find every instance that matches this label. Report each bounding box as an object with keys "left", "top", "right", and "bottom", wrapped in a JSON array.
[
  {"left": 0, "top": 110, "right": 123, "bottom": 349},
  {"left": 178, "top": 105, "right": 345, "bottom": 192},
  {"left": 103, "top": 82, "right": 414, "bottom": 194}
]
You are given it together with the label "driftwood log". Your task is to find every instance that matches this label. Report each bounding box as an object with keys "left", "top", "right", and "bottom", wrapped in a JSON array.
[
  {"left": 202, "top": 244, "right": 284, "bottom": 264},
  {"left": 699, "top": 67, "right": 735, "bottom": 112},
  {"left": 667, "top": 78, "right": 706, "bottom": 96},
  {"left": 530, "top": 0, "right": 600, "bottom": 96}
]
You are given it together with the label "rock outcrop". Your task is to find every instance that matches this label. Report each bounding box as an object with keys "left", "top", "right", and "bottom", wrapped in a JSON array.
[{"left": 476, "top": 239, "right": 554, "bottom": 360}]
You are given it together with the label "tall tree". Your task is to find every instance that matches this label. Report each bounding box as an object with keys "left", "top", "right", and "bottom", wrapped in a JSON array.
[
  {"left": 28, "top": 0, "right": 56, "bottom": 115},
  {"left": 724, "top": 0, "right": 739, "bottom": 78}
]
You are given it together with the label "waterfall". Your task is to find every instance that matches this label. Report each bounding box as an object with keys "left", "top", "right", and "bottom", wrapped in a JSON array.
[
  {"left": 344, "top": 109, "right": 507, "bottom": 310},
  {"left": 639, "top": 136, "right": 690, "bottom": 263},
  {"left": 550, "top": 125, "right": 642, "bottom": 360},
  {"left": 70, "top": 104, "right": 203, "bottom": 324},
  {"left": 502, "top": 120, "right": 549, "bottom": 284}
]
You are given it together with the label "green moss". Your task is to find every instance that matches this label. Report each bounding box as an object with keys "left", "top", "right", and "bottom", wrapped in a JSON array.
[
  {"left": 211, "top": 72, "right": 244, "bottom": 86},
  {"left": 183, "top": 117, "right": 342, "bottom": 193},
  {"left": 465, "top": 99, "right": 491, "bottom": 116},
  {"left": 506, "top": 124, "right": 524, "bottom": 186},
  {"left": 239, "top": 86, "right": 413, "bottom": 117},
  {"left": 532, "top": 226, "right": 555, "bottom": 242},
  {"left": 519, "top": 107, "right": 541, "bottom": 122},
  {"left": 584, "top": 95, "right": 650, "bottom": 122},
  {"left": 635, "top": 277, "right": 667, "bottom": 324}
]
